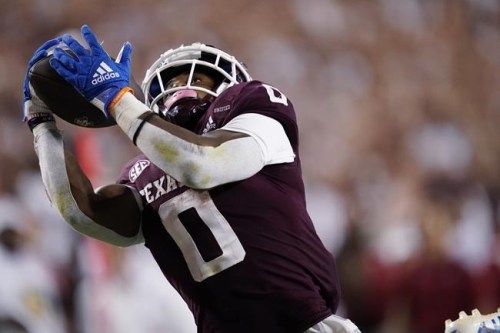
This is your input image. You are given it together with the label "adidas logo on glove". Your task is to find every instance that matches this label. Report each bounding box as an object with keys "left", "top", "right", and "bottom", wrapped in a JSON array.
[{"left": 92, "top": 61, "right": 120, "bottom": 85}]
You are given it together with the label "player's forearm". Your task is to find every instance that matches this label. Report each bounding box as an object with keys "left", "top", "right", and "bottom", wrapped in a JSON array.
[
  {"left": 32, "top": 122, "right": 142, "bottom": 246},
  {"left": 111, "top": 93, "right": 265, "bottom": 189}
]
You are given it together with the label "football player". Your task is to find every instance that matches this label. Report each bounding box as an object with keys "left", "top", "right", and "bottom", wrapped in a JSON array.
[{"left": 23, "top": 25, "right": 360, "bottom": 333}]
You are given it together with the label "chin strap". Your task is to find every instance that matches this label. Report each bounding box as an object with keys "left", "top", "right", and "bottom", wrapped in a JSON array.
[
  {"left": 162, "top": 89, "right": 198, "bottom": 112},
  {"left": 215, "top": 81, "right": 229, "bottom": 95}
]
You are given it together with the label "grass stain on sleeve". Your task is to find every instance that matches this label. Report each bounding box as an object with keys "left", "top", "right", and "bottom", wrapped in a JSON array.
[{"left": 153, "top": 141, "right": 179, "bottom": 163}]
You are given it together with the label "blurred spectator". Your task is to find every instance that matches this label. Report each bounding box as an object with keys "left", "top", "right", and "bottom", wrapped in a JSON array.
[
  {"left": 0, "top": 196, "right": 68, "bottom": 333},
  {"left": 336, "top": 223, "right": 397, "bottom": 333},
  {"left": 474, "top": 234, "right": 500, "bottom": 314},
  {"left": 74, "top": 240, "right": 196, "bottom": 333},
  {"left": 390, "top": 195, "right": 476, "bottom": 333}
]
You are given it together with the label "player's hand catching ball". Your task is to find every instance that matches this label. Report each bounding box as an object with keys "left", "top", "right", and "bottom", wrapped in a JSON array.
[
  {"left": 23, "top": 37, "right": 61, "bottom": 131},
  {"left": 49, "top": 24, "right": 133, "bottom": 116}
]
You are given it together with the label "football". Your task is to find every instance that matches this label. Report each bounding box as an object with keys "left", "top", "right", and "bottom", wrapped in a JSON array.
[{"left": 29, "top": 52, "right": 145, "bottom": 128}]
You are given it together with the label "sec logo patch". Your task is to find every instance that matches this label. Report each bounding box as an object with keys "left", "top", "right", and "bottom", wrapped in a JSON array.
[{"left": 129, "top": 160, "right": 150, "bottom": 182}]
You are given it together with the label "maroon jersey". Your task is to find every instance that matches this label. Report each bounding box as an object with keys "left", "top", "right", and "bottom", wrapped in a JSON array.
[{"left": 117, "top": 81, "right": 340, "bottom": 333}]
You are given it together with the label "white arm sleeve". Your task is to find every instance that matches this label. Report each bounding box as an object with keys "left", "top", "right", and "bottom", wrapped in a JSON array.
[
  {"left": 112, "top": 94, "right": 269, "bottom": 189},
  {"left": 32, "top": 122, "right": 144, "bottom": 247}
]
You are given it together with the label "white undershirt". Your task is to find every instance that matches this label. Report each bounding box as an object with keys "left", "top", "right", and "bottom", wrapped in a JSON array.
[{"left": 221, "top": 113, "right": 295, "bottom": 165}]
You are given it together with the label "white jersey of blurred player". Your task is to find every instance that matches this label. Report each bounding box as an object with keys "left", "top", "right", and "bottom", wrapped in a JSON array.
[
  {"left": 76, "top": 240, "right": 196, "bottom": 333},
  {"left": 0, "top": 197, "right": 67, "bottom": 333}
]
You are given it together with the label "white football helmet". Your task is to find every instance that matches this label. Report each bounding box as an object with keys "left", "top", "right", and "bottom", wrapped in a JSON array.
[
  {"left": 141, "top": 43, "right": 252, "bottom": 116},
  {"left": 445, "top": 308, "right": 500, "bottom": 333}
]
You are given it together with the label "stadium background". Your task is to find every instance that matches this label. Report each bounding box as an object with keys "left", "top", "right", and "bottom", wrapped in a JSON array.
[{"left": 0, "top": 0, "right": 499, "bottom": 332}]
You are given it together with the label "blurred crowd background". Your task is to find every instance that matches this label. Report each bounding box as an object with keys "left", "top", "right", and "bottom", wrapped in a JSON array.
[{"left": 0, "top": 0, "right": 499, "bottom": 332}]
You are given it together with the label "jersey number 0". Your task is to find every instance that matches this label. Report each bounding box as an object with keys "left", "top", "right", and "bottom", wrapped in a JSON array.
[
  {"left": 157, "top": 83, "right": 288, "bottom": 282},
  {"left": 158, "top": 189, "right": 246, "bottom": 282}
]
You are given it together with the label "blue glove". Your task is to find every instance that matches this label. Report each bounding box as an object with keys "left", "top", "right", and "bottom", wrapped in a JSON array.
[
  {"left": 23, "top": 37, "right": 61, "bottom": 130},
  {"left": 49, "top": 24, "right": 132, "bottom": 115}
]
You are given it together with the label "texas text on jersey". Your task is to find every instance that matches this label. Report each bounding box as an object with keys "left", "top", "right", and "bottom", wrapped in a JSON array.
[{"left": 116, "top": 81, "right": 340, "bottom": 333}]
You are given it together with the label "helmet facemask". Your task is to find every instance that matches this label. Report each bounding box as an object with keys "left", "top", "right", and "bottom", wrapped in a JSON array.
[{"left": 141, "top": 43, "right": 251, "bottom": 131}]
